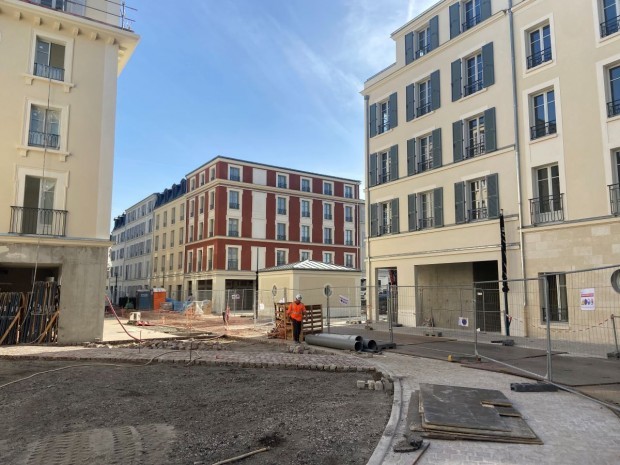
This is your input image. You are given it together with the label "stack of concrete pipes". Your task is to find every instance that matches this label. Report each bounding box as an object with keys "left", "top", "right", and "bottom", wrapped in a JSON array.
[{"left": 304, "top": 334, "right": 377, "bottom": 352}]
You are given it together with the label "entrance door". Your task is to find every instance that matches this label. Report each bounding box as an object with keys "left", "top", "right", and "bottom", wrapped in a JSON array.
[{"left": 23, "top": 176, "right": 56, "bottom": 234}]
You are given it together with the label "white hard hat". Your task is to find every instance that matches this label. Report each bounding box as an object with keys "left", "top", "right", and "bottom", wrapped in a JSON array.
[{"left": 295, "top": 294, "right": 302, "bottom": 301}]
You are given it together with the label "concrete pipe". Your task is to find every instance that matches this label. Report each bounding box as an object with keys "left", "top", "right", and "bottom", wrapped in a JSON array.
[
  {"left": 319, "top": 334, "right": 363, "bottom": 342},
  {"left": 305, "top": 334, "right": 362, "bottom": 352},
  {"left": 362, "top": 339, "right": 378, "bottom": 351}
]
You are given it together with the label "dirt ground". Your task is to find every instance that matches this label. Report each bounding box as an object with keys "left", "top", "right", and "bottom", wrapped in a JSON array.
[{"left": 0, "top": 347, "right": 392, "bottom": 465}]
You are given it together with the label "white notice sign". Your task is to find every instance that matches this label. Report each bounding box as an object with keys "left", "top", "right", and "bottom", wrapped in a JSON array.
[{"left": 580, "top": 288, "right": 595, "bottom": 310}]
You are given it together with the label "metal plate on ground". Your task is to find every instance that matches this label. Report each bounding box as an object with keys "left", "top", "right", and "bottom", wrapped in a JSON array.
[{"left": 25, "top": 424, "right": 176, "bottom": 465}]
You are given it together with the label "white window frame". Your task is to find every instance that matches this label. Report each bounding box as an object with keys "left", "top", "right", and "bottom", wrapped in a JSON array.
[
  {"left": 229, "top": 165, "right": 242, "bottom": 182},
  {"left": 323, "top": 202, "right": 333, "bottom": 221},
  {"left": 301, "top": 199, "right": 311, "bottom": 218},
  {"left": 467, "top": 177, "right": 488, "bottom": 221},
  {"left": 300, "top": 224, "right": 311, "bottom": 243},
  {"left": 199, "top": 172, "right": 205, "bottom": 186},
  {"left": 416, "top": 25, "right": 431, "bottom": 58},
  {"left": 301, "top": 177, "right": 312, "bottom": 193},
  {"left": 276, "top": 222, "right": 287, "bottom": 241},
  {"left": 227, "top": 217, "right": 240, "bottom": 237},
  {"left": 377, "top": 150, "right": 391, "bottom": 185},
  {"left": 344, "top": 184, "right": 354, "bottom": 199},
  {"left": 323, "top": 252, "right": 333, "bottom": 264},
  {"left": 462, "top": 0, "right": 482, "bottom": 31},
  {"left": 207, "top": 246, "right": 214, "bottom": 270},
  {"left": 28, "top": 30, "right": 75, "bottom": 87},
  {"left": 606, "top": 62, "right": 620, "bottom": 118},
  {"left": 463, "top": 51, "right": 483, "bottom": 96},
  {"left": 416, "top": 76, "right": 432, "bottom": 117},
  {"left": 323, "top": 227, "right": 333, "bottom": 244},
  {"left": 530, "top": 88, "right": 557, "bottom": 139},
  {"left": 275, "top": 248, "right": 288, "bottom": 266},
  {"left": 16, "top": 166, "right": 68, "bottom": 213},
  {"left": 344, "top": 253, "right": 355, "bottom": 268},
  {"left": 229, "top": 189, "right": 240, "bottom": 210},
  {"left": 21, "top": 99, "right": 69, "bottom": 159},
  {"left": 377, "top": 98, "right": 391, "bottom": 134},
  {"left": 300, "top": 250, "right": 312, "bottom": 261},
  {"left": 209, "top": 166, "right": 216, "bottom": 181},
  {"left": 417, "top": 133, "right": 434, "bottom": 172},
  {"left": 276, "top": 172, "right": 288, "bottom": 189},
  {"left": 464, "top": 113, "right": 485, "bottom": 159},
  {"left": 418, "top": 190, "right": 435, "bottom": 229},
  {"left": 323, "top": 181, "right": 334, "bottom": 196},
  {"left": 226, "top": 246, "right": 240, "bottom": 270},
  {"left": 345, "top": 229, "right": 354, "bottom": 246},
  {"left": 276, "top": 196, "right": 288, "bottom": 215},
  {"left": 344, "top": 205, "right": 354, "bottom": 223}
]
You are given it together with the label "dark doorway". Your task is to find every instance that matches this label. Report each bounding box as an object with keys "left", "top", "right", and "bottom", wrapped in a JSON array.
[{"left": 473, "top": 261, "right": 500, "bottom": 332}]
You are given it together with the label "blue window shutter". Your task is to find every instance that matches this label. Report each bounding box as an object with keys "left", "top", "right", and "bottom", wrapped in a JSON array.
[
  {"left": 389, "top": 92, "right": 398, "bottom": 129},
  {"left": 480, "top": 0, "right": 492, "bottom": 22},
  {"left": 405, "top": 32, "right": 414, "bottom": 65},
  {"left": 369, "top": 103, "right": 377, "bottom": 138},
  {"left": 429, "top": 15, "right": 439, "bottom": 50},
  {"left": 432, "top": 128, "right": 442, "bottom": 169},
  {"left": 430, "top": 70, "right": 441, "bottom": 110},
  {"left": 370, "top": 203, "right": 378, "bottom": 237},
  {"left": 487, "top": 173, "right": 500, "bottom": 219},
  {"left": 484, "top": 107, "right": 497, "bottom": 152},
  {"left": 391, "top": 198, "right": 400, "bottom": 234},
  {"left": 389, "top": 145, "right": 399, "bottom": 182},
  {"left": 407, "top": 138, "right": 416, "bottom": 176},
  {"left": 406, "top": 83, "right": 415, "bottom": 122},
  {"left": 369, "top": 153, "right": 377, "bottom": 187},
  {"left": 455, "top": 182, "right": 466, "bottom": 224},
  {"left": 482, "top": 42, "right": 495, "bottom": 88},
  {"left": 434, "top": 188, "right": 443, "bottom": 227},
  {"left": 453, "top": 120, "right": 464, "bottom": 162},
  {"left": 408, "top": 193, "right": 417, "bottom": 231},
  {"left": 449, "top": 2, "right": 461, "bottom": 39},
  {"left": 451, "top": 59, "right": 462, "bottom": 101}
]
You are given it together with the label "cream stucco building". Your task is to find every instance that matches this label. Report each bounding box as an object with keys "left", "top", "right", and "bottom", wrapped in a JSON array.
[
  {"left": 0, "top": 0, "right": 138, "bottom": 342},
  {"left": 362, "top": 0, "right": 620, "bottom": 339}
]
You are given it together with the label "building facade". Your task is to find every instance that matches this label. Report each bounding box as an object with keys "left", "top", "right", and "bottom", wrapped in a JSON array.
[
  {"left": 362, "top": 0, "right": 620, "bottom": 336},
  {"left": 0, "top": 0, "right": 138, "bottom": 342}
]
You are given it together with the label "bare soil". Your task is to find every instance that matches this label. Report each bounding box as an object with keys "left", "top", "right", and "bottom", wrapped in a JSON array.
[{"left": 0, "top": 351, "right": 391, "bottom": 465}]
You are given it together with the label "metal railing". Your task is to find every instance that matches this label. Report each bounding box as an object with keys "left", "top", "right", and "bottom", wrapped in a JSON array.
[
  {"left": 418, "top": 157, "right": 433, "bottom": 172},
  {"left": 416, "top": 102, "right": 431, "bottom": 117},
  {"left": 301, "top": 211, "right": 310, "bottom": 218},
  {"left": 323, "top": 188, "right": 333, "bottom": 195},
  {"left": 228, "top": 230, "right": 239, "bottom": 237},
  {"left": 378, "top": 224, "right": 392, "bottom": 235},
  {"left": 415, "top": 44, "right": 431, "bottom": 58},
  {"left": 324, "top": 213, "right": 332, "bottom": 220},
  {"left": 464, "top": 78, "right": 484, "bottom": 96},
  {"left": 345, "top": 216, "right": 353, "bottom": 222},
  {"left": 601, "top": 15, "right": 620, "bottom": 38},
  {"left": 324, "top": 238, "right": 332, "bottom": 244},
  {"left": 28, "top": 131, "right": 60, "bottom": 149},
  {"left": 345, "top": 240, "right": 354, "bottom": 246},
  {"left": 530, "top": 120, "right": 557, "bottom": 140},
  {"left": 301, "top": 236, "right": 310, "bottom": 243},
  {"left": 609, "top": 184, "right": 620, "bottom": 215},
  {"left": 33, "top": 62, "right": 65, "bottom": 81},
  {"left": 227, "top": 259, "right": 238, "bottom": 270},
  {"left": 229, "top": 175, "right": 240, "bottom": 182},
  {"left": 462, "top": 14, "right": 481, "bottom": 32},
  {"left": 277, "top": 234, "right": 287, "bottom": 240},
  {"left": 277, "top": 182, "right": 287, "bottom": 189},
  {"left": 10, "top": 206, "right": 67, "bottom": 236},
  {"left": 418, "top": 217, "right": 434, "bottom": 229},
  {"left": 229, "top": 202, "right": 239, "bottom": 209},
  {"left": 468, "top": 207, "right": 488, "bottom": 221},
  {"left": 277, "top": 208, "right": 287, "bottom": 215},
  {"left": 464, "top": 138, "right": 486, "bottom": 159},
  {"left": 25, "top": 0, "right": 136, "bottom": 31},
  {"left": 530, "top": 194, "right": 564, "bottom": 225},
  {"left": 607, "top": 99, "right": 620, "bottom": 118},
  {"left": 526, "top": 47, "right": 552, "bottom": 69},
  {"left": 207, "top": 259, "right": 213, "bottom": 270}
]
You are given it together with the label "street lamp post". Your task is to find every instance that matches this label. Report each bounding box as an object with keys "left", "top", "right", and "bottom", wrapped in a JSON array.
[{"left": 114, "top": 271, "right": 118, "bottom": 305}]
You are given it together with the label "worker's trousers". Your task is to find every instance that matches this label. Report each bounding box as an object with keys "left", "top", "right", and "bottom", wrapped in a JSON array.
[{"left": 291, "top": 319, "right": 302, "bottom": 342}]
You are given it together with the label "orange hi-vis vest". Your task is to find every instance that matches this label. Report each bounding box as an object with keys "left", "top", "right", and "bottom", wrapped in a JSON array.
[{"left": 287, "top": 302, "right": 305, "bottom": 322}]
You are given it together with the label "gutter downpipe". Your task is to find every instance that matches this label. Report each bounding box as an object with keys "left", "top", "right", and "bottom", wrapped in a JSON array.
[
  {"left": 508, "top": 1, "right": 528, "bottom": 311},
  {"left": 364, "top": 94, "right": 373, "bottom": 321}
]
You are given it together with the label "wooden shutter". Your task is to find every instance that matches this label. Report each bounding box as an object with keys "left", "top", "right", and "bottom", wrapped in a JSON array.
[
  {"left": 405, "top": 32, "right": 414, "bottom": 65},
  {"left": 389, "top": 92, "right": 398, "bottom": 129},
  {"left": 391, "top": 198, "right": 400, "bottom": 234},
  {"left": 370, "top": 203, "right": 378, "bottom": 237},
  {"left": 482, "top": 42, "right": 495, "bottom": 88},
  {"left": 480, "top": 0, "right": 492, "bottom": 22},
  {"left": 389, "top": 145, "right": 399, "bottom": 182},
  {"left": 451, "top": 59, "right": 462, "bottom": 101},
  {"left": 453, "top": 120, "right": 464, "bottom": 162},
  {"left": 434, "top": 188, "right": 443, "bottom": 227},
  {"left": 455, "top": 181, "right": 466, "bottom": 224},
  {"left": 408, "top": 193, "right": 417, "bottom": 231},
  {"left": 369, "top": 103, "right": 377, "bottom": 138},
  {"left": 369, "top": 153, "right": 377, "bottom": 187},
  {"left": 487, "top": 173, "right": 500, "bottom": 219},
  {"left": 430, "top": 70, "right": 441, "bottom": 111},
  {"left": 484, "top": 107, "right": 497, "bottom": 153},
  {"left": 429, "top": 15, "right": 439, "bottom": 50},
  {"left": 406, "top": 83, "right": 415, "bottom": 122},
  {"left": 432, "top": 128, "right": 442, "bottom": 169},
  {"left": 449, "top": 2, "right": 461, "bottom": 39},
  {"left": 407, "top": 138, "right": 416, "bottom": 176}
]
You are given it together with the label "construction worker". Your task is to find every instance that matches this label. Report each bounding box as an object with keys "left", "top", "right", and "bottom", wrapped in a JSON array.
[{"left": 286, "top": 294, "right": 306, "bottom": 343}]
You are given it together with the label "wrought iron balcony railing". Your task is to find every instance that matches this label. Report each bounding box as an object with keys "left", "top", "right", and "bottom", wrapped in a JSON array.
[
  {"left": 228, "top": 230, "right": 239, "bottom": 237},
  {"left": 277, "top": 182, "right": 287, "bottom": 188},
  {"left": 418, "top": 157, "right": 433, "bottom": 173},
  {"left": 277, "top": 234, "right": 287, "bottom": 240},
  {"left": 277, "top": 208, "right": 287, "bottom": 215},
  {"left": 418, "top": 217, "right": 434, "bottom": 229},
  {"left": 607, "top": 99, "right": 620, "bottom": 118},
  {"left": 324, "top": 213, "right": 333, "bottom": 220},
  {"left": 469, "top": 207, "right": 488, "bottom": 221},
  {"left": 10, "top": 206, "right": 67, "bottom": 236},
  {"left": 378, "top": 224, "right": 392, "bottom": 235},
  {"left": 229, "top": 175, "right": 240, "bottom": 182},
  {"left": 464, "top": 138, "right": 486, "bottom": 159},
  {"left": 33, "top": 62, "right": 65, "bottom": 81},
  {"left": 28, "top": 131, "right": 60, "bottom": 149},
  {"left": 345, "top": 240, "right": 354, "bottom": 246},
  {"left": 530, "top": 194, "right": 564, "bottom": 225},
  {"left": 301, "top": 236, "right": 310, "bottom": 243},
  {"left": 345, "top": 216, "right": 353, "bottom": 222},
  {"left": 601, "top": 15, "right": 620, "bottom": 38},
  {"left": 526, "top": 48, "right": 552, "bottom": 69},
  {"left": 323, "top": 238, "right": 332, "bottom": 244},
  {"left": 464, "top": 78, "right": 484, "bottom": 97},
  {"left": 26, "top": 0, "right": 136, "bottom": 31},
  {"left": 462, "top": 14, "right": 481, "bottom": 32},
  {"left": 530, "top": 120, "right": 557, "bottom": 140},
  {"left": 229, "top": 202, "right": 239, "bottom": 209},
  {"left": 609, "top": 184, "right": 620, "bottom": 215},
  {"left": 416, "top": 102, "right": 431, "bottom": 117},
  {"left": 415, "top": 44, "right": 431, "bottom": 59},
  {"left": 227, "top": 259, "right": 239, "bottom": 270},
  {"left": 301, "top": 211, "right": 311, "bottom": 218}
]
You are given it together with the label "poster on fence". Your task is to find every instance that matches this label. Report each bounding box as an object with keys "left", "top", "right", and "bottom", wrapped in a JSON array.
[
  {"left": 339, "top": 295, "right": 350, "bottom": 305},
  {"left": 580, "top": 288, "right": 595, "bottom": 310}
]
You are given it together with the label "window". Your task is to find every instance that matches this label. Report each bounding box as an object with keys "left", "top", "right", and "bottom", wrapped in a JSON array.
[
  {"left": 229, "top": 166, "right": 241, "bottom": 182},
  {"left": 161, "top": 255, "right": 166, "bottom": 273},
  {"left": 179, "top": 227, "right": 184, "bottom": 245},
  {"left": 14, "top": 175, "right": 62, "bottom": 235},
  {"left": 407, "top": 129, "right": 442, "bottom": 175},
  {"left": 540, "top": 273, "right": 568, "bottom": 322},
  {"left": 527, "top": 24, "right": 552, "bottom": 69},
  {"left": 323, "top": 181, "right": 333, "bottom": 196},
  {"left": 197, "top": 250, "right": 203, "bottom": 272},
  {"left": 300, "top": 250, "right": 310, "bottom": 261},
  {"left": 301, "top": 200, "right": 311, "bottom": 218},
  {"left": 323, "top": 227, "right": 333, "bottom": 244},
  {"left": 418, "top": 134, "right": 433, "bottom": 172},
  {"left": 227, "top": 247, "right": 239, "bottom": 270},
  {"left": 462, "top": 0, "right": 482, "bottom": 31},
  {"left": 170, "top": 230, "right": 175, "bottom": 247},
  {"left": 199, "top": 173, "right": 205, "bottom": 186},
  {"left": 323, "top": 252, "right": 333, "bottom": 264},
  {"left": 188, "top": 226, "right": 194, "bottom": 242},
  {"left": 277, "top": 223, "right": 287, "bottom": 240},
  {"left": 370, "top": 146, "right": 398, "bottom": 186},
  {"left": 417, "top": 77, "right": 432, "bottom": 117},
  {"left": 405, "top": 15, "right": 438, "bottom": 64},
  {"left": 29, "top": 106, "right": 60, "bottom": 149},
  {"left": 323, "top": 203, "right": 333, "bottom": 220},
  {"left": 455, "top": 174, "right": 499, "bottom": 223},
  {"left": 34, "top": 37, "right": 65, "bottom": 81},
  {"left": 169, "top": 253, "right": 174, "bottom": 271},
  {"left": 345, "top": 229, "right": 354, "bottom": 246},
  {"left": 180, "top": 204, "right": 185, "bottom": 220},
  {"left": 607, "top": 64, "right": 620, "bottom": 117},
  {"left": 209, "top": 191, "right": 215, "bottom": 210},
  {"left": 276, "top": 249, "right": 287, "bottom": 266},
  {"left": 530, "top": 90, "right": 556, "bottom": 139},
  {"left": 370, "top": 199, "right": 399, "bottom": 237},
  {"left": 451, "top": 43, "right": 494, "bottom": 101},
  {"left": 345, "top": 206, "right": 353, "bottom": 223},
  {"left": 369, "top": 93, "right": 397, "bottom": 137},
  {"left": 408, "top": 188, "right": 443, "bottom": 231},
  {"left": 154, "top": 235, "right": 159, "bottom": 251},
  {"left": 416, "top": 26, "right": 431, "bottom": 58},
  {"left": 190, "top": 178, "right": 195, "bottom": 191},
  {"left": 171, "top": 207, "right": 176, "bottom": 224},
  {"left": 163, "top": 211, "right": 167, "bottom": 227},
  {"left": 465, "top": 114, "right": 485, "bottom": 159},
  {"left": 199, "top": 196, "right": 204, "bottom": 214},
  {"left": 153, "top": 257, "right": 158, "bottom": 274},
  {"left": 277, "top": 197, "right": 287, "bottom": 215},
  {"left": 162, "top": 233, "right": 167, "bottom": 249},
  {"left": 344, "top": 185, "right": 353, "bottom": 199},
  {"left": 210, "top": 166, "right": 216, "bottom": 181},
  {"left": 178, "top": 252, "right": 183, "bottom": 270},
  {"left": 207, "top": 248, "right": 213, "bottom": 270},
  {"left": 277, "top": 173, "right": 288, "bottom": 189},
  {"left": 301, "top": 178, "right": 311, "bottom": 193},
  {"left": 156, "top": 214, "right": 160, "bottom": 231},
  {"left": 229, "top": 190, "right": 240, "bottom": 209},
  {"left": 449, "top": 0, "right": 491, "bottom": 38},
  {"left": 452, "top": 108, "right": 495, "bottom": 162},
  {"left": 531, "top": 165, "right": 563, "bottom": 224},
  {"left": 189, "top": 199, "right": 195, "bottom": 218},
  {"left": 198, "top": 222, "right": 203, "bottom": 240},
  {"left": 188, "top": 251, "right": 194, "bottom": 273},
  {"left": 301, "top": 225, "right": 311, "bottom": 243},
  {"left": 344, "top": 253, "right": 354, "bottom": 268},
  {"left": 610, "top": 150, "right": 620, "bottom": 215},
  {"left": 208, "top": 218, "right": 214, "bottom": 237},
  {"left": 228, "top": 218, "right": 239, "bottom": 237},
  {"left": 601, "top": 0, "right": 620, "bottom": 37}
]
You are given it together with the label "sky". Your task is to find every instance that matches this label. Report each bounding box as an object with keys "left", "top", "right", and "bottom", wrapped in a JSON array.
[{"left": 111, "top": 0, "right": 437, "bottom": 218}]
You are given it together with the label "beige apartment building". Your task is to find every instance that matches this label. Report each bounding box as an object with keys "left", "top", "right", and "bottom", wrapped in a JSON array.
[
  {"left": 363, "top": 0, "right": 620, "bottom": 338},
  {"left": 0, "top": 0, "right": 138, "bottom": 342}
]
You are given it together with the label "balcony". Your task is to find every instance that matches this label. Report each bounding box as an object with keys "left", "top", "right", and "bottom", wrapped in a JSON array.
[
  {"left": 301, "top": 211, "right": 311, "bottom": 218},
  {"left": 26, "top": 0, "right": 136, "bottom": 31},
  {"left": 301, "top": 236, "right": 310, "bottom": 243},
  {"left": 345, "top": 216, "right": 353, "bottom": 223},
  {"left": 601, "top": 15, "right": 620, "bottom": 38},
  {"left": 526, "top": 48, "right": 552, "bottom": 69},
  {"left": 530, "top": 121, "right": 556, "bottom": 140},
  {"left": 464, "top": 137, "right": 486, "bottom": 159},
  {"left": 228, "top": 230, "right": 239, "bottom": 237},
  {"left": 462, "top": 14, "right": 481, "bottom": 32},
  {"left": 378, "top": 224, "right": 392, "bottom": 235},
  {"left": 417, "top": 157, "right": 434, "bottom": 173},
  {"left": 416, "top": 102, "right": 431, "bottom": 117},
  {"left": 609, "top": 184, "right": 620, "bottom": 215},
  {"left": 324, "top": 213, "right": 333, "bottom": 220},
  {"left": 10, "top": 206, "right": 67, "bottom": 236},
  {"left": 607, "top": 99, "right": 620, "bottom": 118},
  {"left": 33, "top": 62, "right": 65, "bottom": 81},
  {"left": 323, "top": 187, "right": 333, "bottom": 196},
  {"left": 28, "top": 131, "right": 60, "bottom": 149},
  {"left": 277, "top": 182, "right": 287, "bottom": 189},
  {"left": 207, "top": 259, "right": 213, "bottom": 271},
  {"left": 229, "top": 202, "right": 239, "bottom": 209},
  {"left": 227, "top": 259, "right": 239, "bottom": 270},
  {"left": 464, "top": 78, "right": 484, "bottom": 97},
  {"left": 323, "top": 238, "right": 332, "bottom": 244},
  {"left": 415, "top": 44, "right": 431, "bottom": 59},
  {"left": 418, "top": 217, "right": 434, "bottom": 229},
  {"left": 277, "top": 208, "right": 287, "bottom": 215},
  {"left": 345, "top": 240, "right": 354, "bottom": 246},
  {"left": 229, "top": 174, "right": 241, "bottom": 182},
  {"left": 468, "top": 207, "right": 488, "bottom": 221},
  {"left": 530, "top": 194, "right": 564, "bottom": 225}
]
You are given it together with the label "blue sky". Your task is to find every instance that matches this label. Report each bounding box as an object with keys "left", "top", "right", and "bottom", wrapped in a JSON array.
[{"left": 112, "top": 0, "right": 436, "bottom": 218}]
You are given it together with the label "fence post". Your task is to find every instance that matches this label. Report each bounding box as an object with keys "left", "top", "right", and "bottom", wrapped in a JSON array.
[
  {"left": 541, "top": 275, "right": 553, "bottom": 381},
  {"left": 388, "top": 285, "right": 394, "bottom": 343},
  {"left": 611, "top": 314, "right": 619, "bottom": 357},
  {"left": 473, "top": 288, "right": 479, "bottom": 357}
]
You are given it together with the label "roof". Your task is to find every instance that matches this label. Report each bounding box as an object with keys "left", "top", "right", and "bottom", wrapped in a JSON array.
[{"left": 260, "top": 260, "right": 360, "bottom": 273}]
